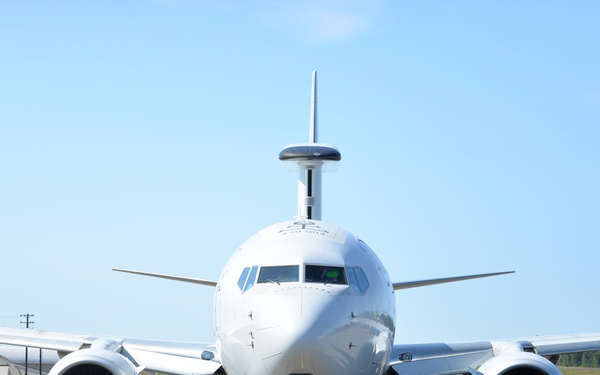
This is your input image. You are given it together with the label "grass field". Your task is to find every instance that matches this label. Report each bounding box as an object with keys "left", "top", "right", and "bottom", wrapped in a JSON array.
[{"left": 559, "top": 367, "right": 600, "bottom": 375}]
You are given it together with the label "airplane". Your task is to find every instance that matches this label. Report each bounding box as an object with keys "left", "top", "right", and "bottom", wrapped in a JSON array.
[{"left": 1, "top": 71, "right": 600, "bottom": 375}]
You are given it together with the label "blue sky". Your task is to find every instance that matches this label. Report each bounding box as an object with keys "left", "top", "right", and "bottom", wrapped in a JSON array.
[{"left": 1, "top": 1, "right": 599, "bottom": 344}]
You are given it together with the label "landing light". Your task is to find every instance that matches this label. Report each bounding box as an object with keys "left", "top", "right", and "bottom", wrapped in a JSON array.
[
  {"left": 201, "top": 351, "right": 215, "bottom": 360},
  {"left": 398, "top": 352, "right": 413, "bottom": 362}
]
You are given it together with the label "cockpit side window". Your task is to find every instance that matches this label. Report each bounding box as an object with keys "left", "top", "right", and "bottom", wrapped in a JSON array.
[
  {"left": 355, "top": 267, "right": 369, "bottom": 292},
  {"left": 347, "top": 267, "right": 359, "bottom": 291},
  {"left": 238, "top": 265, "right": 259, "bottom": 292},
  {"left": 258, "top": 265, "right": 299, "bottom": 283},
  {"left": 347, "top": 266, "right": 369, "bottom": 293},
  {"left": 305, "top": 265, "right": 347, "bottom": 285},
  {"left": 237, "top": 267, "right": 251, "bottom": 290},
  {"left": 245, "top": 265, "right": 259, "bottom": 291}
]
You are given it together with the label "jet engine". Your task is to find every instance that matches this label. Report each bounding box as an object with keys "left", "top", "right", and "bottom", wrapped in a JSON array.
[
  {"left": 48, "top": 348, "right": 138, "bottom": 375},
  {"left": 474, "top": 351, "right": 562, "bottom": 375}
]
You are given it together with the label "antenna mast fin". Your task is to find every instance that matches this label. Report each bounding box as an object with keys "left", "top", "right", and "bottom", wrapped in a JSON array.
[{"left": 309, "top": 70, "right": 317, "bottom": 143}]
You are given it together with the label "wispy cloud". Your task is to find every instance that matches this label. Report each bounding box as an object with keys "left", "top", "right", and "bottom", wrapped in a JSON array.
[
  {"left": 149, "top": 0, "right": 386, "bottom": 43},
  {"left": 256, "top": 0, "right": 386, "bottom": 43}
]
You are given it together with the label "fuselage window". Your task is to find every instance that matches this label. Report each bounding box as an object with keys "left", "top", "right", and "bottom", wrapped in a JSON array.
[
  {"left": 257, "top": 265, "right": 299, "bottom": 283},
  {"left": 347, "top": 266, "right": 369, "bottom": 293},
  {"left": 305, "top": 265, "right": 347, "bottom": 285}
]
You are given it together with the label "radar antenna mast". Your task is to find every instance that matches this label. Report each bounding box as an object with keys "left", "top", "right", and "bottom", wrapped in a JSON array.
[{"left": 279, "top": 71, "right": 341, "bottom": 220}]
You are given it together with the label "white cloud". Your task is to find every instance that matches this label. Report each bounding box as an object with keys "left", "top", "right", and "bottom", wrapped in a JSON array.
[{"left": 256, "top": 0, "right": 386, "bottom": 43}]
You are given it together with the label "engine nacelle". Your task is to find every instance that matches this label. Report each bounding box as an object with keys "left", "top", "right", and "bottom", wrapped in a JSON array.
[
  {"left": 48, "top": 348, "right": 139, "bottom": 375},
  {"left": 475, "top": 351, "right": 561, "bottom": 375}
]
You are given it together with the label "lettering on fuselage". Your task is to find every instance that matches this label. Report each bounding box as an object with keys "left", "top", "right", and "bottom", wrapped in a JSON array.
[{"left": 278, "top": 221, "right": 329, "bottom": 236}]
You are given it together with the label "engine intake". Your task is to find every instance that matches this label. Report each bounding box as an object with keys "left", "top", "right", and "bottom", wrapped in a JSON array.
[
  {"left": 48, "top": 349, "right": 138, "bottom": 375},
  {"left": 475, "top": 351, "right": 562, "bottom": 375}
]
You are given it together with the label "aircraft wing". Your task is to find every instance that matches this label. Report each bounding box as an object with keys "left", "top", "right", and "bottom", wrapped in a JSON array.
[
  {"left": 0, "top": 327, "right": 221, "bottom": 375},
  {"left": 389, "top": 333, "right": 600, "bottom": 375}
]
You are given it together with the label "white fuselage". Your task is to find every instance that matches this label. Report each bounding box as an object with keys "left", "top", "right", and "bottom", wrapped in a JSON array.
[{"left": 214, "top": 220, "right": 396, "bottom": 375}]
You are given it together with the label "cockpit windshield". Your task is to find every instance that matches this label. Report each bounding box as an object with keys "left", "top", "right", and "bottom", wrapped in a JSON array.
[
  {"left": 257, "top": 265, "right": 299, "bottom": 283},
  {"left": 305, "top": 265, "right": 347, "bottom": 285},
  {"left": 238, "top": 264, "right": 365, "bottom": 292}
]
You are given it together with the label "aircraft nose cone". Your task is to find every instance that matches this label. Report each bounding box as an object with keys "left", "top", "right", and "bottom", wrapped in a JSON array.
[{"left": 254, "top": 286, "right": 346, "bottom": 375}]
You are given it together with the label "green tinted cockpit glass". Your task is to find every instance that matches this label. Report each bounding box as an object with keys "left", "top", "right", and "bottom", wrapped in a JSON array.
[
  {"left": 325, "top": 269, "right": 339, "bottom": 278},
  {"left": 305, "top": 265, "right": 347, "bottom": 285}
]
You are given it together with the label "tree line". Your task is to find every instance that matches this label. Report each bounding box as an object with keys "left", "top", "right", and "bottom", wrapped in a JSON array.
[{"left": 558, "top": 351, "right": 600, "bottom": 367}]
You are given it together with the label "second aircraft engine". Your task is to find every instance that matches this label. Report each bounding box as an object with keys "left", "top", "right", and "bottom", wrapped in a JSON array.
[
  {"left": 48, "top": 348, "right": 138, "bottom": 375},
  {"left": 474, "top": 351, "right": 562, "bottom": 375}
]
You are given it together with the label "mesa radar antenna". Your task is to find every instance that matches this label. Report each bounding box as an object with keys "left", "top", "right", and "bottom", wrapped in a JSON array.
[
  {"left": 279, "top": 71, "right": 341, "bottom": 220},
  {"left": 309, "top": 70, "right": 318, "bottom": 143}
]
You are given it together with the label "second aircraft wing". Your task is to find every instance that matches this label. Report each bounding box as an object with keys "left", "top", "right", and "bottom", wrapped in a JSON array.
[
  {"left": 0, "top": 327, "right": 221, "bottom": 375},
  {"left": 390, "top": 333, "right": 600, "bottom": 375}
]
